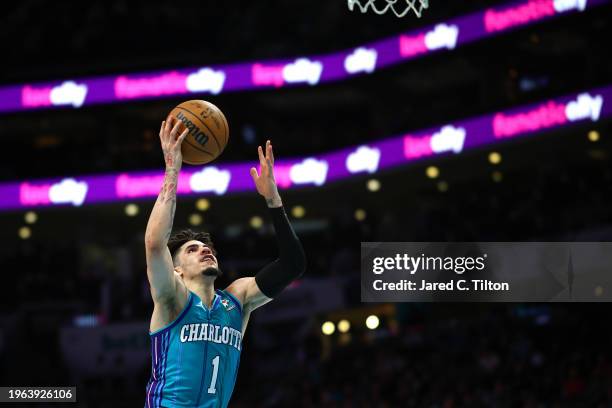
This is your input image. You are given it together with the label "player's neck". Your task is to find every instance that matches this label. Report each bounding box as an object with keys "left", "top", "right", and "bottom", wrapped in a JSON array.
[{"left": 187, "top": 277, "right": 216, "bottom": 308}]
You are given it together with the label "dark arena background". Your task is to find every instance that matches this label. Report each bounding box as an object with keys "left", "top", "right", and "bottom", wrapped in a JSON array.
[{"left": 1, "top": 1, "right": 612, "bottom": 406}]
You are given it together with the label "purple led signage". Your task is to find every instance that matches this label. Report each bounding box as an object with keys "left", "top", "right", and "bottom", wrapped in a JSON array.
[
  {"left": 0, "top": 0, "right": 608, "bottom": 114},
  {"left": 0, "top": 85, "right": 608, "bottom": 212}
]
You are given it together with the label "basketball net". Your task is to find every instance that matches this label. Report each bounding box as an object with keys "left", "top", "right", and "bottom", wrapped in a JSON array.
[{"left": 347, "top": 0, "right": 429, "bottom": 18}]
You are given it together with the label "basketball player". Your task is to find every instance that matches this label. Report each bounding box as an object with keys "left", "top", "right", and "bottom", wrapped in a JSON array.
[{"left": 144, "top": 118, "right": 306, "bottom": 407}]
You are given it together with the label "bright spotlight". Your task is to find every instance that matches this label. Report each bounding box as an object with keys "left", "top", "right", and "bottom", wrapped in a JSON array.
[
  {"left": 189, "top": 213, "right": 203, "bottom": 226},
  {"left": 196, "top": 198, "right": 210, "bottom": 211},
  {"left": 250, "top": 216, "right": 263, "bottom": 229},
  {"left": 24, "top": 211, "right": 38, "bottom": 224},
  {"left": 337, "top": 319, "right": 351, "bottom": 333},
  {"left": 367, "top": 179, "right": 381, "bottom": 192},
  {"left": 588, "top": 130, "right": 600, "bottom": 142},
  {"left": 321, "top": 321, "right": 335, "bottom": 335},
  {"left": 365, "top": 315, "right": 380, "bottom": 330},
  {"left": 426, "top": 166, "right": 439, "bottom": 179},
  {"left": 354, "top": 209, "right": 366, "bottom": 221},
  {"left": 291, "top": 206, "right": 305, "bottom": 218},
  {"left": 125, "top": 203, "right": 139, "bottom": 216},
  {"left": 18, "top": 226, "right": 31, "bottom": 240},
  {"left": 488, "top": 152, "right": 502, "bottom": 164}
]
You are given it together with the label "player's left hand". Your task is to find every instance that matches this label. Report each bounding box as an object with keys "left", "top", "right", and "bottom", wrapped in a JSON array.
[{"left": 250, "top": 140, "right": 282, "bottom": 207}]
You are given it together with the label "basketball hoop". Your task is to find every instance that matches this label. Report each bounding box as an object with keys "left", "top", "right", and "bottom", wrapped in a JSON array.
[{"left": 347, "top": 0, "right": 429, "bottom": 18}]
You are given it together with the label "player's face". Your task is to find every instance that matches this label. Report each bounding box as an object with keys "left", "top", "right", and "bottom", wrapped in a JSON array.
[{"left": 178, "top": 240, "right": 221, "bottom": 279}]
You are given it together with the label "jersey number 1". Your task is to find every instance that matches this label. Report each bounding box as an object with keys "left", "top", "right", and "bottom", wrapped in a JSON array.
[{"left": 207, "top": 355, "right": 220, "bottom": 394}]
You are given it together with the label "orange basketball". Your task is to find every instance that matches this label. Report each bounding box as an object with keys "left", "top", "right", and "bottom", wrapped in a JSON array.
[{"left": 168, "top": 100, "right": 229, "bottom": 165}]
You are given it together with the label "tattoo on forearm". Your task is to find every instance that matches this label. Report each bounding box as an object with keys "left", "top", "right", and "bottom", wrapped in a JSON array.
[
  {"left": 146, "top": 163, "right": 179, "bottom": 245},
  {"left": 164, "top": 150, "right": 174, "bottom": 168},
  {"left": 160, "top": 168, "right": 179, "bottom": 204}
]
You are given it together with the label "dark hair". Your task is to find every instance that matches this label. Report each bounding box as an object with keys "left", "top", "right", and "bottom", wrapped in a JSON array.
[{"left": 167, "top": 229, "right": 216, "bottom": 264}]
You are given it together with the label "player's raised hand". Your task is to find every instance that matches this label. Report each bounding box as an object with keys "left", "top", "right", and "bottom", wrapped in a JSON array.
[
  {"left": 159, "top": 117, "right": 189, "bottom": 170},
  {"left": 250, "top": 140, "right": 282, "bottom": 207}
]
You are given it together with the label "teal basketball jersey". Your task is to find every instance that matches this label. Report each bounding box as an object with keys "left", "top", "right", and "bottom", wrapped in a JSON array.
[{"left": 145, "top": 289, "right": 243, "bottom": 408}]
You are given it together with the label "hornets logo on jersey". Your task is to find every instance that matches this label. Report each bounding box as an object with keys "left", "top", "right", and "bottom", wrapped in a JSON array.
[{"left": 145, "top": 289, "right": 243, "bottom": 408}]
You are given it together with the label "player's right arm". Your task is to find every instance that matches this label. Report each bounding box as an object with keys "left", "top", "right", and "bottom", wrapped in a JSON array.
[{"left": 144, "top": 118, "right": 189, "bottom": 305}]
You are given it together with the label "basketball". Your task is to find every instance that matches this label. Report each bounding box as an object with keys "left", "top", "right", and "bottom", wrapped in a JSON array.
[{"left": 168, "top": 100, "right": 229, "bottom": 165}]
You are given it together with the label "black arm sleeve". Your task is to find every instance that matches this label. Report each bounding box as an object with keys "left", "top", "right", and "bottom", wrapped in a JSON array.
[{"left": 255, "top": 206, "right": 306, "bottom": 298}]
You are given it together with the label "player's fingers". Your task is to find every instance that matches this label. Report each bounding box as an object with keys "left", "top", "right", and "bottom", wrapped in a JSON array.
[
  {"left": 266, "top": 140, "right": 275, "bottom": 165},
  {"left": 170, "top": 120, "right": 182, "bottom": 140},
  {"left": 257, "top": 145, "right": 265, "bottom": 166},
  {"left": 265, "top": 158, "right": 274, "bottom": 177},
  {"left": 165, "top": 117, "right": 173, "bottom": 135},
  {"left": 173, "top": 128, "right": 188, "bottom": 149},
  {"left": 159, "top": 121, "right": 165, "bottom": 139},
  {"left": 249, "top": 167, "right": 259, "bottom": 181},
  {"left": 178, "top": 128, "right": 189, "bottom": 143}
]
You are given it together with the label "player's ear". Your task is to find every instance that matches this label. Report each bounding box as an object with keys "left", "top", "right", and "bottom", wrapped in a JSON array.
[{"left": 174, "top": 267, "right": 183, "bottom": 278}]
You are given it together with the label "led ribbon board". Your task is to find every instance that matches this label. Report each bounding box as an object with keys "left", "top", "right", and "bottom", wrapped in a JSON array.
[{"left": 0, "top": 85, "right": 608, "bottom": 211}]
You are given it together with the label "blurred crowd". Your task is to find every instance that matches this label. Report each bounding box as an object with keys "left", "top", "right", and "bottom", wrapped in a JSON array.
[{"left": 231, "top": 303, "right": 612, "bottom": 407}]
